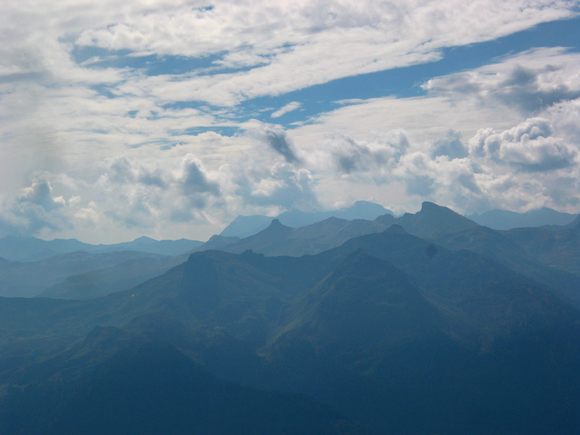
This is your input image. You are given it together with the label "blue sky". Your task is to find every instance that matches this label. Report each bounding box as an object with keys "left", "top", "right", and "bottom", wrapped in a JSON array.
[{"left": 1, "top": 1, "right": 580, "bottom": 242}]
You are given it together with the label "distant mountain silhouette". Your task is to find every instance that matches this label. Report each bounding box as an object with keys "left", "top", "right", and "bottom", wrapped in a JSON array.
[
  {"left": 40, "top": 255, "right": 186, "bottom": 300},
  {"left": 95, "top": 236, "right": 202, "bottom": 256},
  {"left": 220, "top": 200, "right": 391, "bottom": 238},
  {"left": 0, "top": 236, "right": 94, "bottom": 262},
  {"left": 0, "top": 251, "right": 167, "bottom": 298},
  {"left": 0, "top": 235, "right": 202, "bottom": 262},
  {"left": 470, "top": 207, "right": 578, "bottom": 230},
  {"left": 207, "top": 202, "right": 479, "bottom": 257}
]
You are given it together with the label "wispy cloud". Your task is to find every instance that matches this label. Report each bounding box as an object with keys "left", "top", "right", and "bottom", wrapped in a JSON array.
[{"left": 271, "top": 101, "right": 302, "bottom": 119}]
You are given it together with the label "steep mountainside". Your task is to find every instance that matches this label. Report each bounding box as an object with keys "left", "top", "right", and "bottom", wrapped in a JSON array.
[{"left": 0, "top": 328, "right": 364, "bottom": 435}]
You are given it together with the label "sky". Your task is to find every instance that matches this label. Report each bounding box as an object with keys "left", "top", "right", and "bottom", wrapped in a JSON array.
[{"left": 1, "top": 0, "right": 580, "bottom": 242}]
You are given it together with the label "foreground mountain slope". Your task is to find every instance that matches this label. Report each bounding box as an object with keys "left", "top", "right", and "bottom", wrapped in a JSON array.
[
  {"left": 435, "top": 224, "right": 580, "bottom": 307},
  {"left": 0, "top": 328, "right": 364, "bottom": 435}
]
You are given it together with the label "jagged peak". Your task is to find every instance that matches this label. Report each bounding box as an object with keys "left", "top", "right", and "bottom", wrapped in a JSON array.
[
  {"left": 266, "top": 218, "right": 292, "bottom": 231},
  {"left": 420, "top": 201, "right": 451, "bottom": 213}
]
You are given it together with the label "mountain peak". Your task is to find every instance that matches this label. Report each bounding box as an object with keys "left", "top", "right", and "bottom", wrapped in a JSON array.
[
  {"left": 267, "top": 218, "right": 291, "bottom": 231},
  {"left": 396, "top": 202, "right": 477, "bottom": 239},
  {"left": 420, "top": 201, "right": 449, "bottom": 213}
]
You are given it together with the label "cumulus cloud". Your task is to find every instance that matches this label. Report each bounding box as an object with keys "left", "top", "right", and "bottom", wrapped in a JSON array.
[
  {"left": 547, "top": 97, "right": 580, "bottom": 144},
  {"left": 469, "top": 117, "right": 577, "bottom": 172},
  {"left": 231, "top": 162, "right": 318, "bottom": 211},
  {"left": 327, "top": 131, "right": 410, "bottom": 175},
  {"left": 179, "top": 154, "right": 220, "bottom": 207},
  {"left": 0, "top": 178, "right": 70, "bottom": 236},
  {"left": 107, "top": 157, "right": 168, "bottom": 188},
  {"left": 430, "top": 130, "right": 468, "bottom": 159},
  {"left": 423, "top": 47, "right": 580, "bottom": 114}
]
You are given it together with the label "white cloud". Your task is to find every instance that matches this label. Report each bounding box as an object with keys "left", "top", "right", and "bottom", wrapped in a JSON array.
[
  {"left": 0, "top": 178, "right": 70, "bottom": 236},
  {"left": 77, "top": 1, "right": 577, "bottom": 105},
  {"left": 423, "top": 47, "right": 580, "bottom": 114},
  {"left": 469, "top": 117, "right": 577, "bottom": 172},
  {"left": 271, "top": 101, "right": 302, "bottom": 119}
]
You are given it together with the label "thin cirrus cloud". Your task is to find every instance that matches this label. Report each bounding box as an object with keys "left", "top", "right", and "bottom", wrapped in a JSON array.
[
  {"left": 271, "top": 102, "right": 302, "bottom": 119},
  {"left": 0, "top": 0, "right": 579, "bottom": 241}
]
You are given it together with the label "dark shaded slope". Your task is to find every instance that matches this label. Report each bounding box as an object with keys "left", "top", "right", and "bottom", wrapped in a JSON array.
[
  {"left": 331, "top": 227, "right": 579, "bottom": 341},
  {"left": 437, "top": 225, "right": 580, "bottom": 307},
  {"left": 265, "top": 235, "right": 580, "bottom": 434},
  {"left": 268, "top": 251, "right": 447, "bottom": 377},
  {"left": 0, "top": 328, "right": 365, "bottom": 435}
]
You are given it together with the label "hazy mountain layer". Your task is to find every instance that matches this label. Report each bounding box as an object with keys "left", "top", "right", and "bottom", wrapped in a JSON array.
[
  {"left": 470, "top": 207, "right": 577, "bottom": 230},
  {"left": 0, "top": 235, "right": 202, "bottom": 262}
]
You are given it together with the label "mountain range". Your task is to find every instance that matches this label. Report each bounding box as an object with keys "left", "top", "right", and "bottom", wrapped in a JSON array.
[
  {"left": 220, "top": 200, "right": 391, "bottom": 238},
  {"left": 469, "top": 207, "right": 578, "bottom": 230},
  {"left": 0, "top": 202, "right": 579, "bottom": 433},
  {"left": 0, "top": 235, "right": 202, "bottom": 262}
]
